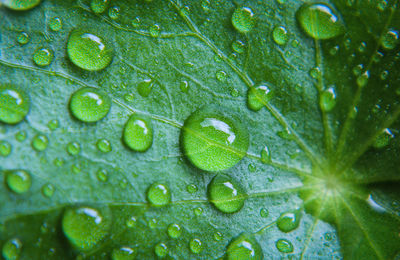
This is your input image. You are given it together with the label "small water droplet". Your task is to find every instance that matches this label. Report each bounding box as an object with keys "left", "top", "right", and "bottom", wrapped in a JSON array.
[
  {"left": 382, "top": 29, "right": 399, "bottom": 50},
  {"left": 356, "top": 71, "right": 369, "bottom": 88},
  {"left": 154, "top": 242, "right": 168, "bottom": 257},
  {"left": 71, "top": 164, "right": 81, "bottom": 174},
  {"left": 91, "top": 0, "right": 109, "bottom": 14},
  {"left": 131, "top": 17, "right": 141, "bottom": 28},
  {"left": 329, "top": 45, "right": 339, "bottom": 55},
  {"left": 277, "top": 210, "right": 301, "bottom": 232},
  {"left": 96, "top": 138, "right": 112, "bottom": 153},
  {"left": 6, "top": 170, "right": 31, "bottom": 194},
  {"left": 352, "top": 64, "right": 364, "bottom": 76},
  {"left": 67, "top": 142, "right": 81, "bottom": 155},
  {"left": 186, "top": 184, "right": 198, "bottom": 194},
  {"left": 260, "top": 208, "right": 269, "bottom": 218},
  {"left": 377, "top": 0, "right": 388, "bottom": 11},
  {"left": 148, "top": 218, "right": 157, "bottom": 229},
  {"left": 201, "top": 0, "right": 211, "bottom": 11},
  {"left": 33, "top": 47, "right": 54, "bottom": 67},
  {"left": 32, "top": 134, "right": 48, "bottom": 152},
  {"left": 309, "top": 67, "right": 321, "bottom": 79},
  {"left": 53, "top": 157, "right": 64, "bottom": 167},
  {"left": 179, "top": 80, "right": 189, "bottom": 93},
  {"left": 126, "top": 216, "right": 137, "bottom": 228},
  {"left": 70, "top": 87, "right": 111, "bottom": 122},
  {"left": 147, "top": 183, "right": 171, "bottom": 206},
  {"left": 108, "top": 6, "right": 120, "bottom": 20},
  {"left": 49, "top": 17, "right": 63, "bottom": 31},
  {"left": 47, "top": 119, "right": 59, "bottom": 130},
  {"left": 96, "top": 169, "right": 108, "bottom": 182},
  {"left": 0, "top": 141, "right": 12, "bottom": 157},
  {"left": 167, "top": 223, "right": 182, "bottom": 238},
  {"left": 15, "top": 131, "right": 27, "bottom": 142},
  {"left": 232, "top": 40, "right": 245, "bottom": 53},
  {"left": 190, "top": 238, "right": 203, "bottom": 254},
  {"left": 272, "top": 26, "right": 289, "bottom": 45},
  {"left": 232, "top": 7, "right": 255, "bottom": 33},
  {"left": 276, "top": 239, "right": 294, "bottom": 253},
  {"left": 194, "top": 207, "right": 203, "bottom": 216},
  {"left": 247, "top": 84, "right": 274, "bottom": 111},
  {"left": 138, "top": 79, "right": 154, "bottom": 97},
  {"left": 373, "top": 128, "right": 394, "bottom": 148},
  {"left": 216, "top": 71, "right": 227, "bottom": 82},
  {"left": 226, "top": 234, "right": 263, "bottom": 260},
  {"left": 320, "top": 86, "right": 337, "bottom": 112},
  {"left": 277, "top": 128, "right": 293, "bottom": 140},
  {"left": 123, "top": 114, "right": 153, "bottom": 152},
  {"left": 2, "top": 238, "right": 22, "bottom": 260},
  {"left": 17, "top": 32, "right": 29, "bottom": 45},
  {"left": 260, "top": 146, "right": 271, "bottom": 163},
  {"left": 42, "top": 183, "right": 55, "bottom": 197},
  {"left": 0, "top": 85, "right": 30, "bottom": 124},
  {"left": 214, "top": 231, "right": 223, "bottom": 241},
  {"left": 150, "top": 24, "right": 161, "bottom": 37}
]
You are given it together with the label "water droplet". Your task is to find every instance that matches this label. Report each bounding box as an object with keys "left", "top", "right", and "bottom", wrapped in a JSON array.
[
  {"left": 226, "top": 234, "right": 263, "bottom": 260},
  {"left": 67, "top": 30, "right": 114, "bottom": 71},
  {"left": 53, "top": 157, "right": 64, "bottom": 167},
  {"left": 201, "top": 0, "right": 211, "bottom": 11},
  {"left": 119, "top": 179, "right": 128, "bottom": 189},
  {"left": 309, "top": 67, "right": 321, "bottom": 79},
  {"left": 147, "top": 183, "right": 171, "bottom": 206},
  {"left": 42, "top": 183, "right": 55, "bottom": 198},
  {"left": 17, "top": 32, "right": 29, "bottom": 45},
  {"left": 0, "top": 85, "right": 30, "bottom": 124},
  {"left": 232, "top": 40, "right": 245, "bottom": 53},
  {"left": 324, "top": 232, "right": 333, "bottom": 241},
  {"left": 179, "top": 80, "right": 189, "bottom": 93},
  {"left": 62, "top": 206, "right": 110, "bottom": 251},
  {"left": 123, "top": 115, "right": 153, "bottom": 152},
  {"left": 320, "top": 87, "right": 337, "bottom": 112},
  {"left": 2, "top": 238, "right": 22, "bottom": 260},
  {"left": 47, "top": 119, "right": 59, "bottom": 130},
  {"left": 181, "top": 105, "right": 249, "bottom": 171},
  {"left": 272, "top": 26, "right": 288, "bottom": 45},
  {"left": 90, "top": 0, "right": 109, "bottom": 14},
  {"left": 69, "top": 87, "right": 111, "bottom": 122},
  {"left": 15, "top": 131, "right": 27, "bottom": 142},
  {"left": 154, "top": 242, "right": 168, "bottom": 257},
  {"left": 373, "top": 128, "right": 394, "bottom": 148},
  {"left": 32, "top": 134, "right": 48, "bottom": 152},
  {"left": 72, "top": 164, "right": 81, "bottom": 174},
  {"left": 150, "top": 24, "right": 161, "bottom": 37},
  {"left": 329, "top": 45, "right": 339, "bottom": 55},
  {"left": 67, "top": 142, "right": 81, "bottom": 155},
  {"left": 124, "top": 93, "right": 135, "bottom": 102},
  {"left": 194, "top": 207, "right": 203, "bottom": 216},
  {"left": 126, "top": 216, "right": 137, "bottom": 228},
  {"left": 148, "top": 218, "right": 157, "bottom": 229},
  {"left": 352, "top": 64, "right": 364, "bottom": 76},
  {"left": 96, "top": 169, "right": 108, "bottom": 182},
  {"left": 186, "top": 184, "right": 198, "bottom": 194},
  {"left": 3, "top": 0, "right": 41, "bottom": 10},
  {"left": 49, "top": 17, "right": 63, "bottom": 32},
  {"left": 260, "top": 208, "right": 269, "bottom": 218},
  {"left": 248, "top": 163, "right": 256, "bottom": 172},
  {"left": 296, "top": 3, "right": 344, "bottom": 40},
  {"left": 108, "top": 6, "right": 120, "bottom": 20},
  {"left": 230, "top": 88, "right": 239, "bottom": 97},
  {"left": 247, "top": 84, "right": 274, "bottom": 111},
  {"left": 208, "top": 174, "right": 246, "bottom": 213},
  {"left": 96, "top": 138, "right": 112, "bottom": 153},
  {"left": 167, "top": 223, "right": 182, "bottom": 238},
  {"left": 190, "top": 238, "right": 203, "bottom": 254},
  {"left": 382, "top": 29, "right": 399, "bottom": 50},
  {"left": 232, "top": 7, "right": 255, "bottom": 33},
  {"left": 112, "top": 246, "right": 136, "bottom": 260},
  {"left": 216, "top": 71, "right": 227, "bottom": 82},
  {"left": 276, "top": 239, "right": 293, "bottom": 253},
  {"left": 138, "top": 79, "right": 154, "bottom": 97},
  {"left": 380, "top": 70, "right": 389, "bottom": 80},
  {"left": 260, "top": 146, "right": 271, "bottom": 163},
  {"left": 6, "top": 170, "right": 31, "bottom": 194},
  {"left": 131, "top": 17, "right": 141, "bottom": 28},
  {"left": 214, "top": 231, "right": 223, "bottom": 241},
  {"left": 377, "top": 0, "right": 388, "bottom": 11},
  {"left": 33, "top": 47, "right": 54, "bottom": 67},
  {"left": 0, "top": 141, "right": 11, "bottom": 157},
  {"left": 356, "top": 71, "right": 369, "bottom": 88},
  {"left": 277, "top": 210, "right": 301, "bottom": 232}
]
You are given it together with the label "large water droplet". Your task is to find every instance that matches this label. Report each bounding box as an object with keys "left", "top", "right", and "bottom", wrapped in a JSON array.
[
  {"left": 232, "top": 7, "right": 255, "bottom": 33},
  {"left": 296, "top": 3, "right": 344, "bottom": 40},
  {"left": 381, "top": 29, "right": 399, "bottom": 50},
  {"left": 123, "top": 114, "right": 153, "bottom": 152},
  {"left": 137, "top": 79, "right": 154, "bottom": 97},
  {"left": 276, "top": 239, "right": 293, "bottom": 253},
  {"left": 2, "top": 0, "right": 41, "bottom": 10},
  {"left": 190, "top": 238, "right": 203, "bottom": 254},
  {"left": 69, "top": 87, "right": 111, "bottom": 123},
  {"left": 320, "top": 86, "right": 337, "bottom": 112},
  {"left": 32, "top": 134, "right": 48, "bottom": 151},
  {"left": 247, "top": 84, "right": 274, "bottom": 111},
  {"left": 167, "top": 223, "right": 182, "bottom": 238},
  {"left": 2, "top": 238, "right": 22, "bottom": 260},
  {"left": 277, "top": 210, "right": 301, "bottom": 232},
  {"left": 208, "top": 174, "right": 246, "bottom": 213},
  {"left": 91, "top": 0, "right": 109, "bottom": 14},
  {"left": 62, "top": 206, "right": 110, "bottom": 251},
  {"left": 226, "top": 233, "right": 263, "bottom": 260},
  {"left": 181, "top": 105, "right": 249, "bottom": 171},
  {"left": 33, "top": 47, "right": 54, "bottom": 67},
  {"left": 112, "top": 246, "right": 136, "bottom": 260},
  {"left": 67, "top": 30, "right": 114, "bottom": 71},
  {"left": 0, "top": 85, "right": 30, "bottom": 124},
  {"left": 6, "top": 170, "right": 31, "bottom": 194},
  {"left": 147, "top": 183, "right": 171, "bottom": 206}
]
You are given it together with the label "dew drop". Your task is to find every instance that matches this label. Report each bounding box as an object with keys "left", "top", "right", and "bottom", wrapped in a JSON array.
[
  {"left": 181, "top": 105, "right": 249, "bottom": 171},
  {"left": 373, "top": 128, "right": 394, "bottom": 148},
  {"left": 147, "top": 183, "right": 171, "bottom": 206},
  {"left": 148, "top": 218, "right": 157, "bottom": 229},
  {"left": 260, "top": 146, "right": 271, "bottom": 163},
  {"left": 53, "top": 157, "right": 64, "bottom": 167},
  {"left": 260, "top": 208, "right": 269, "bottom": 218},
  {"left": 0, "top": 141, "right": 12, "bottom": 157},
  {"left": 214, "top": 231, "right": 223, "bottom": 241},
  {"left": 194, "top": 207, "right": 203, "bottom": 216},
  {"left": 49, "top": 17, "right": 63, "bottom": 32},
  {"left": 67, "top": 141, "right": 81, "bottom": 155},
  {"left": 47, "top": 119, "right": 59, "bottom": 130},
  {"left": 167, "top": 223, "right": 182, "bottom": 238},
  {"left": 356, "top": 71, "right": 369, "bottom": 88},
  {"left": 2, "top": 0, "right": 41, "bottom": 10},
  {"left": 201, "top": 0, "right": 211, "bottom": 11},
  {"left": 277, "top": 210, "right": 301, "bottom": 233},
  {"left": 0, "top": 85, "right": 30, "bottom": 124},
  {"left": 17, "top": 32, "right": 29, "bottom": 45},
  {"left": 320, "top": 87, "right": 337, "bottom": 112},
  {"left": 15, "top": 131, "right": 27, "bottom": 142},
  {"left": 276, "top": 239, "right": 294, "bottom": 253},
  {"left": 180, "top": 80, "right": 189, "bottom": 93},
  {"left": 150, "top": 24, "right": 161, "bottom": 38},
  {"left": 112, "top": 246, "right": 136, "bottom": 260},
  {"left": 108, "top": 6, "right": 120, "bottom": 20},
  {"left": 42, "top": 183, "right": 55, "bottom": 198},
  {"left": 232, "top": 40, "right": 245, "bottom": 54},
  {"left": 232, "top": 7, "right": 255, "bottom": 33},
  {"left": 226, "top": 234, "right": 263, "bottom": 260},
  {"left": 124, "top": 93, "right": 135, "bottom": 102},
  {"left": 69, "top": 87, "right": 111, "bottom": 122},
  {"left": 382, "top": 29, "right": 399, "bottom": 50},
  {"left": 190, "top": 238, "right": 203, "bottom": 254},
  {"left": 32, "top": 134, "right": 48, "bottom": 152},
  {"left": 154, "top": 242, "right": 168, "bottom": 257},
  {"left": 6, "top": 170, "right": 31, "bottom": 194},
  {"left": 62, "top": 206, "right": 110, "bottom": 251},
  {"left": 96, "top": 169, "right": 108, "bottom": 182},
  {"left": 296, "top": 3, "right": 344, "bottom": 40},
  {"left": 247, "top": 83, "right": 274, "bottom": 111},
  {"left": 2, "top": 238, "right": 22, "bottom": 260},
  {"left": 272, "top": 26, "right": 288, "bottom": 45},
  {"left": 138, "top": 79, "right": 154, "bottom": 97},
  {"left": 380, "top": 70, "right": 389, "bottom": 80},
  {"left": 208, "top": 174, "right": 246, "bottom": 213},
  {"left": 90, "top": 0, "right": 109, "bottom": 14},
  {"left": 123, "top": 114, "right": 153, "bottom": 152},
  {"left": 126, "top": 216, "right": 137, "bottom": 228},
  {"left": 131, "top": 17, "right": 141, "bottom": 28},
  {"left": 186, "top": 184, "right": 198, "bottom": 194},
  {"left": 96, "top": 138, "right": 112, "bottom": 153},
  {"left": 216, "top": 71, "right": 227, "bottom": 82},
  {"left": 67, "top": 30, "right": 114, "bottom": 71},
  {"left": 33, "top": 48, "right": 54, "bottom": 67},
  {"left": 309, "top": 67, "right": 321, "bottom": 79}
]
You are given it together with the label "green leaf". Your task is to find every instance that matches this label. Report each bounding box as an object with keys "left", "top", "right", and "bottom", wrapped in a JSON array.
[{"left": 1, "top": 0, "right": 400, "bottom": 259}]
